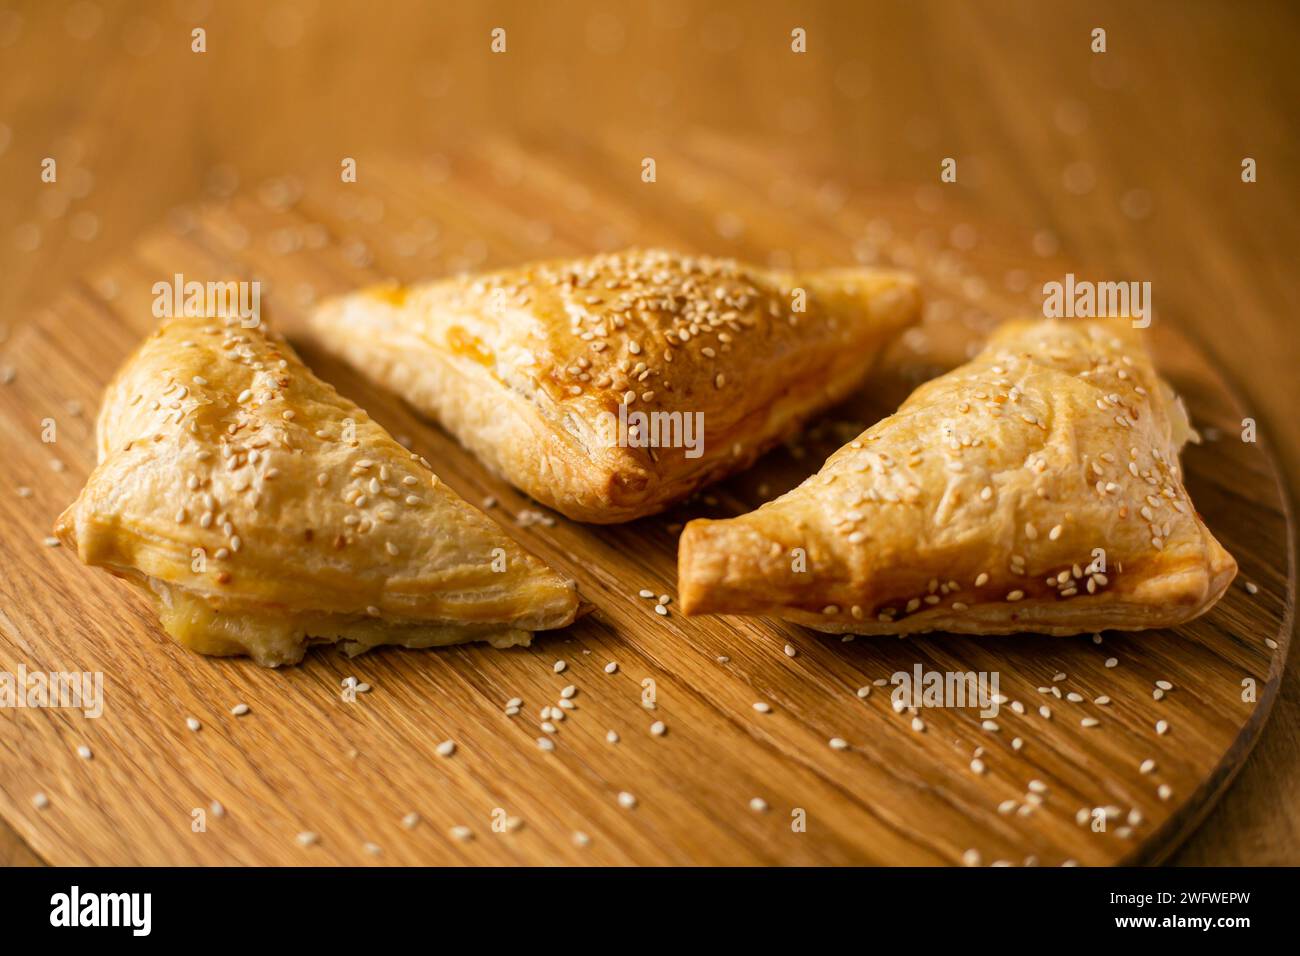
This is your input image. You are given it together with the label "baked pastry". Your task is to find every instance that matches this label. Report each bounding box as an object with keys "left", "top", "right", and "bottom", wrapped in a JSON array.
[
  {"left": 55, "top": 313, "right": 580, "bottom": 666},
  {"left": 310, "top": 249, "right": 920, "bottom": 522},
  {"left": 678, "top": 319, "right": 1236, "bottom": 635}
]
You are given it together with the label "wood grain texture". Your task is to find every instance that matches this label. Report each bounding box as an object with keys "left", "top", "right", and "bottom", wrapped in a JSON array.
[
  {"left": 0, "top": 0, "right": 1297, "bottom": 865},
  {"left": 0, "top": 139, "right": 1290, "bottom": 865}
]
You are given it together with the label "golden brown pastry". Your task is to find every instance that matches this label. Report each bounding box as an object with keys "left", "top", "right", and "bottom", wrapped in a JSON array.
[
  {"left": 310, "top": 249, "right": 920, "bottom": 522},
  {"left": 55, "top": 313, "right": 580, "bottom": 666},
  {"left": 679, "top": 319, "right": 1236, "bottom": 636}
]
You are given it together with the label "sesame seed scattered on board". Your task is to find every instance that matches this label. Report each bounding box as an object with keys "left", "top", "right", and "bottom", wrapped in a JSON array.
[
  {"left": 752, "top": 702, "right": 771, "bottom": 713},
  {"left": 436, "top": 740, "right": 456, "bottom": 757},
  {"left": 911, "top": 716, "right": 926, "bottom": 733},
  {"left": 537, "top": 737, "right": 555, "bottom": 751},
  {"left": 1156, "top": 719, "right": 1169, "bottom": 735},
  {"left": 617, "top": 791, "right": 637, "bottom": 809},
  {"left": 1140, "top": 758, "right": 1157, "bottom": 774},
  {"left": 296, "top": 831, "right": 319, "bottom": 847},
  {"left": 561, "top": 685, "right": 577, "bottom": 699},
  {"left": 186, "top": 717, "right": 201, "bottom": 732},
  {"left": 230, "top": 703, "right": 250, "bottom": 716},
  {"left": 962, "top": 848, "right": 981, "bottom": 867},
  {"left": 76, "top": 745, "right": 92, "bottom": 760},
  {"left": 828, "top": 737, "right": 849, "bottom": 751},
  {"left": 970, "top": 758, "right": 986, "bottom": 774},
  {"left": 1245, "top": 581, "right": 1258, "bottom": 595},
  {"left": 783, "top": 644, "right": 797, "bottom": 658},
  {"left": 1157, "top": 784, "right": 1173, "bottom": 801},
  {"left": 604, "top": 662, "right": 618, "bottom": 674},
  {"left": 605, "top": 730, "right": 619, "bottom": 744},
  {"left": 553, "top": 660, "right": 566, "bottom": 673},
  {"left": 650, "top": 721, "right": 666, "bottom": 737},
  {"left": 573, "top": 831, "right": 591, "bottom": 847},
  {"left": 654, "top": 604, "right": 668, "bottom": 616},
  {"left": 32, "top": 792, "right": 49, "bottom": 810},
  {"left": 749, "top": 797, "right": 768, "bottom": 812},
  {"left": 1080, "top": 717, "right": 1100, "bottom": 728},
  {"left": 402, "top": 812, "right": 420, "bottom": 829},
  {"left": 1104, "top": 657, "right": 1119, "bottom": 668},
  {"left": 450, "top": 825, "right": 474, "bottom": 842}
]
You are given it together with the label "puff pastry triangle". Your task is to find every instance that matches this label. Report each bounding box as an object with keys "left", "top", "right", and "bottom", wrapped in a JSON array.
[
  {"left": 56, "top": 313, "right": 580, "bottom": 666},
  {"left": 311, "top": 249, "right": 920, "bottom": 522},
  {"left": 679, "top": 319, "right": 1236, "bottom": 635}
]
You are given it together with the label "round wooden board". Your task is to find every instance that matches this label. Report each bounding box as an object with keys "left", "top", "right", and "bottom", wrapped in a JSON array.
[{"left": 0, "top": 135, "right": 1291, "bottom": 866}]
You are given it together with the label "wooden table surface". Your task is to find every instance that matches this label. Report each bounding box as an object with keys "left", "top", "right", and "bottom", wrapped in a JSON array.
[{"left": 0, "top": 0, "right": 1296, "bottom": 865}]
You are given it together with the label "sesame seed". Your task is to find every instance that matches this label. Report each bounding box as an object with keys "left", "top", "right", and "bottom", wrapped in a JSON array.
[
  {"left": 402, "top": 812, "right": 420, "bottom": 829},
  {"left": 210, "top": 801, "right": 224, "bottom": 817},
  {"left": 653, "top": 604, "right": 668, "bottom": 616},
  {"left": 650, "top": 721, "right": 666, "bottom": 736},
  {"left": 638, "top": 589, "right": 654, "bottom": 598},
  {"left": 1245, "top": 581, "right": 1259, "bottom": 595},
  {"left": 997, "top": 800, "right": 1017, "bottom": 815},
  {"left": 553, "top": 660, "right": 566, "bottom": 673},
  {"left": 617, "top": 791, "right": 637, "bottom": 809},
  {"left": 450, "top": 825, "right": 474, "bottom": 842},
  {"left": 1139, "top": 759, "right": 1156, "bottom": 774},
  {"left": 537, "top": 737, "right": 555, "bottom": 751},
  {"left": 77, "top": 745, "right": 92, "bottom": 760},
  {"left": 1155, "top": 719, "right": 1169, "bottom": 735},
  {"left": 783, "top": 644, "right": 797, "bottom": 657},
  {"left": 604, "top": 662, "right": 618, "bottom": 674},
  {"left": 230, "top": 703, "right": 250, "bottom": 716},
  {"left": 970, "top": 758, "right": 986, "bottom": 774},
  {"left": 1011, "top": 737, "right": 1024, "bottom": 751},
  {"left": 1027, "top": 779, "right": 1047, "bottom": 794},
  {"left": 605, "top": 730, "right": 619, "bottom": 744},
  {"left": 1157, "top": 784, "right": 1173, "bottom": 801},
  {"left": 561, "top": 685, "right": 577, "bottom": 699},
  {"left": 752, "top": 701, "right": 771, "bottom": 713},
  {"left": 186, "top": 717, "right": 201, "bottom": 731},
  {"left": 1039, "top": 705, "right": 1051, "bottom": 719},
  {"left": 1155, "top": 679, "right": 1173, "bottom": 690},
  {"left": 749, "top": 797, "right": 769, "bottom": 812},
  {"left": 1080, "top": 717, "right": 1100, "bottom": 728},
  {"left": 32, "top": 792, "right": 49, "bottom": 810},
  {"left": 1104, "top": 657, "right": 1118, "bottom": 668},
  {"left": 296, "top": 831, "right": 319, "bottom": 847},
  {"left": 911, "top": 716, "right": 926, "bottom": 733},
  {"left": 856, "top": 686, "right": 871, "bottom": 698},
  {"left": 962, "top": 848, "right": 981, "bottom": 867},
  {"left": 436, "top": 739, "right": 456, "bottom": 757},
  {"left": 363, "top": 842, "right": 382, "bottom": 856},
  {"left": 828, "top": 737, "right": 849, "bottom": 751}
]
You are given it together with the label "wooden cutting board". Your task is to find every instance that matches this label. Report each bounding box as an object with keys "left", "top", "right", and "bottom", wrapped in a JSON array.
[{"left": 0, "top": 133, "right": 1290, "bottom": 865}]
